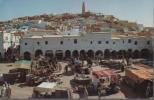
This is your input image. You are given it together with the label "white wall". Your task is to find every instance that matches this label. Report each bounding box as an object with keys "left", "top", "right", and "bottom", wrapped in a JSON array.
[
  {"left": 2, "top": 31, "right": 20, "bottom": 50},
  {"left": 20, "top": 31, "right": 152, "bottom": 58},
  {"left": 0, "top": 33, "right": 4, "bottom": 57},
  {"left": 3, "top": 32, "right": 12, "bottom": 50}
]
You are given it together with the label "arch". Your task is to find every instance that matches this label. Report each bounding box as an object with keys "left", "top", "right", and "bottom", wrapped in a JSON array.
[
  {"left": 127, "top": 49, "right": 132, "bottom": 58},
  {"left": 95, "top": 50, "right": 103, "bottom": 56},
  {"left": 55, "top": 50, "right": 63, "bottom": 60},
  {"left": 111, "top": 50, "right": 117, "bottom": 59},
  {"left": 35, "top": 49, "right": 43, "bottom": 57},
  {"left": 45, "top": 50, "right": 53, "bottom": 59},
  {"left": 141, "top": 48, "right": 151, "bottom": 59},
  {"left": 133, "top": 50, "right": 140, "bottom": 58},
  {"left": 72, "top": 50, "right": 79, "bottom": 58},
  {"left": 87, "top": 50, "right": 94, "bottom": 59},
  {"left": 24, "top": 52, "right": 31, "bottom": 60},
  {"left": 0, "top": 52, "right": 2, "bottom": 59},
  {"left": 122, "top": 50, "right": 127, "bottom": 58},
  {"left": 104, "top": 49, "right": 110, "bottom": 59},
  {"left": 65, "top": 50, "right": 71, "bottom": 58},
  {"left": 118, "top": 50, "right": 124, "bottom": 59},
  {"left": 80, "top": 50, "right": 86, "bottom": 59},
  {"left": 95, "top": 50, "right": 103, "bottom": 59}
]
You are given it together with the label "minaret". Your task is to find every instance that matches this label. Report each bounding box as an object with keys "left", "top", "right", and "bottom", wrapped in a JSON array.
[{"left": 82, "top": 1, "right": 85, "bottom": 15}]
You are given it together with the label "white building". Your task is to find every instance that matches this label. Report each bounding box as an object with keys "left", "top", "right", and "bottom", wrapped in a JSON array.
[
  {"left": 20, "top": 29, "right": 153, "bottom": 60},
  {"left": 3, "top": 31, "right": 14, "bottom": 50},
  {"left": 2, "top": 31, "right": 22, "bottom": 50},
  {"left": 0, "top": 31, "right": 4, "bottom": 57}
]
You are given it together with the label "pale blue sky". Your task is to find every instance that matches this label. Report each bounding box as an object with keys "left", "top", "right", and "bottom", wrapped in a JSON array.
[{"left": 0, "top": 0, "right": 153, "bottom": 27}]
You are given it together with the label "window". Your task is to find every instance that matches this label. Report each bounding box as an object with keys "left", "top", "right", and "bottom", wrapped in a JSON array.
[
  {"left": 106, "top": 41, "right": 109, "bottom": 44},
  {"left": 90, "top": 41, "right": 93, "bottom": 44},
  {"left": 134, "top": 41, "right": 138, "bottom": 45},
  {"left": 37, "top": 42, "right": 40, "bottom": 45},
  {"left": 25, "top": 43, "right": 27, "bottom": 45},
  {"left": 128, "top": 39, "right": 131, "bottom": 43},
  {"left": 45, "top": 41, "right": 48, "bottom": 45},
  {"left": 113, "top": 42, "right": 115, "bottom": 45},
  {"left": 123, "top": 40, "right": 125, "bottom": 44},
  {"left": 60, "top": 41, "right": 63, "bottom": 45},
  {"left": 98, "top": 41, "right": 102, "bottom": 44},
  {"left": 147, "top": 41, "right": 150, "bottom": 45},
  {"left": 74, "top": 39, "right": 77, "bottom": 44}
]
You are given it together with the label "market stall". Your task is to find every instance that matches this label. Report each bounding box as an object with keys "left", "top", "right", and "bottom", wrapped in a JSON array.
[
  {"left": 124, "top": 66, "right": 153, "bottom": 97},
  {"left": 33, "top": 82, "right": 71, "bottom": 99},
  {"left": 34, "top": 82, "right": 57, "bottom": 93},
  {"left": 92, "top": 69, "right": 118, "bottom": 88}
]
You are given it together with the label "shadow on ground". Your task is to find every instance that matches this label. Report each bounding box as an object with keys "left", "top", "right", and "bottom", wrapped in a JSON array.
[
  {"left": 18, "top": 83, "right": 29, "bottom": 88},
  {"left": 63, "top": 71, "right": 74, "bottom": 76},
  {"left": 120, "top": 83, "right": 145, "bottom": 98}
]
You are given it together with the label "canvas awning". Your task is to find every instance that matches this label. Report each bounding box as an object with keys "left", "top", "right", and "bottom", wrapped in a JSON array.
[
  {"left": 126, "top": 69, "right": 153, "bottom": 82},
  {"left": 34, "top": 82, "right": 57, "bottom": 93},
  {"left": 14, "top": 60, "right": 31, "bottom": 69},
  {"left": 92, "top": 69, "right": 116, "bottom": 78}
]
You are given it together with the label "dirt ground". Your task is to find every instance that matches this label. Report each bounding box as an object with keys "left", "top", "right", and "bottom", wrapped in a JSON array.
[{"left": 0, "top": 62, "right": 151, "bottom": 99}]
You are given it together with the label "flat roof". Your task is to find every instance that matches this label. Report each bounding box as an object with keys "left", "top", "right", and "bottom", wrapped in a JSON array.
[
  {"left": 31, "top": 36, "right": 42, "bottom": 38},
  {"left": 112, "top": 35, "right": 148, "bottom": 39},
  {"left": 28, "top": 34, "right": 80, "bottom": 38},
  {"left": 111, "top": 37, "right": 121, "bottom": 39},
  {"left": 91, "top": 31, "right": 111, "bottom": 34},
  {"left": 28, "top": 30, "right": 57, "bottom": 33},
  {"left": 63, "top": 35, "right": 80, "bottom": 37},
  {"left": 43, "top": 35, "right": 63, "bottom": 38}
]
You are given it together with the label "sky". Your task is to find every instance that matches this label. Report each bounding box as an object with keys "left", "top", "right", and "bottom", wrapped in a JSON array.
[{"left": 0, "top": 0, "right": 153, "bottom": 27}]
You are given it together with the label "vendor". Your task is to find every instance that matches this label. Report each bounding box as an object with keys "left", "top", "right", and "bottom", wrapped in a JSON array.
[
  {"left": 87, "top": 57, "right": 92, "bottom": 68},
  {"left": 65, "top": 65, "right": 69, "bottom": 73},
  {"left": 97, "top": 79, "right": 106, "bottom": 99},
  {"left": 120, "top": 62, "right": 125, "bottom": 72},
  {"left": 145, "top": 83, "right": 152, "bottom": 97},
  {"left": 117, "top": 74, "right": 122, "bottom": 86}
]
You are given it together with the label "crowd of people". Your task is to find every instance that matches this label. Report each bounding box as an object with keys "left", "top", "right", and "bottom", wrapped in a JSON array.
[
  {"left": 0, "top": 46, "right": 20, "bottom": 63},
  {"left": 97, "top": 77, "right": 121, "bottom": 99},
  {"left": 26, "top": 55, "right": 63, "bottom": 86},
  {"left": 0, "top": 82, "right": 11, "bottom": 98}
]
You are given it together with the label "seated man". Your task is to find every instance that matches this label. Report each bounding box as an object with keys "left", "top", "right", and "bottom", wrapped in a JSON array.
[{"left": 97, "top": 79, "right": 106, "bottom": 99}]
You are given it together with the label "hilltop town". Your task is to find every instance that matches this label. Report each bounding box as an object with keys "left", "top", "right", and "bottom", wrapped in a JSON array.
[
  {"left": 0, "top": 2, "right": 153, "bottom": 59},
  {"left": 0, "top": 1, "right": 153, "bottom": 99},
  {"left": 0, "top": 2, "right": 153, "bottom": 35}
]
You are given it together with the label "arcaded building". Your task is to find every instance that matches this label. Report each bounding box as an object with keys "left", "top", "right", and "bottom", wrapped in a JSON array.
[
  {"left": 0, "top": 31, "right": 4, "bottom": 58},
  {"left": 20, "top": 29, "right": 152, "bottom": 60}
]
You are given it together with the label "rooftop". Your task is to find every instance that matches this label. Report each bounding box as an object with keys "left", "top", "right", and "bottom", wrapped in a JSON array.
[
  {"left": 90, "top": 31, "right": 111, "bottom": 34},
  {"left": 43, "top": 35, "right": 63, "bottom": 38},
  {"left": 28, "top": 30, "right": 59, "bottom": 34},
  {"left": 28, "top": 34, "right": 80, "bottom": 38}
]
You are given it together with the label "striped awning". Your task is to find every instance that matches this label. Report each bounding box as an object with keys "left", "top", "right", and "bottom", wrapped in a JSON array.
[{"left": 92, "top": 69, "right": 116, "bottom": 78}]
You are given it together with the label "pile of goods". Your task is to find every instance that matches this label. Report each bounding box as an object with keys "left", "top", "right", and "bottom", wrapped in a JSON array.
[{"left": 26, "top": 57, "right": 62, "bottom": 86}]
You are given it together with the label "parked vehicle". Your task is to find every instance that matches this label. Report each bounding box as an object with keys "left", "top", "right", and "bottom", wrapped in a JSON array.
[{"left": 9, "top": 68, "right": 30, "bottom": 82}]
